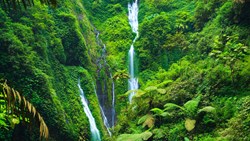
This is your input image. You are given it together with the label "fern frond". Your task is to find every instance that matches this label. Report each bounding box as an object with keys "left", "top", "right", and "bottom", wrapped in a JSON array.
[
  {"left": 164, "top": 103, "right": 185, "bottom": 111},
  {"left": 184, "top": 96, "right": 201, "bottom": 115}
]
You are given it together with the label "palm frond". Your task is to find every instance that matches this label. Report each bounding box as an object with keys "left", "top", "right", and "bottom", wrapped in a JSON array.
[{"left": 1, "top": 81, "right": 49, "bottom": 140}]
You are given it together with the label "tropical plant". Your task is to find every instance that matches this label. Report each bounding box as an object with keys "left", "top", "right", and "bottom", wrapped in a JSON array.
[
  {"left": 151, "top": 96, "right": 216, "bottom": 132},
  {"left": 0, "top": 80, "right": 49, "bottom": 140},
  {"left": 209, "top": 35, "right": 249, "bottom": 84},
  {"left": 137, "top": 114, "right": 155, "bottom": 128},
  {"left": 116, "top": 131, "right": 153, "bottom": 141},
  {"left": 113, "top": 69, "right": 130, "bottom": 80}
]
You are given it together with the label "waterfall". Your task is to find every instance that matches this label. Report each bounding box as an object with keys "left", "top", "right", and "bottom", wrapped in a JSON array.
[
  {"left": 93, "top": 85, "right": 112, "bottom": 136},
  {"left": 78, "top": 79, "right": 101, "bottom": 141},
  {"left": 94, "top": 28, "right": 116, "bottom": 133},
  {"left": 110, "top": 73, "right": 115, "bottom": 127},
  {"left": 128, "top": 0, "right": 139, "bottom": 103}
]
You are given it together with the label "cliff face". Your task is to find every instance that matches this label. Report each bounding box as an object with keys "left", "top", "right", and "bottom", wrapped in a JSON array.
[{"left": 0, "top": 1, "right": 105, "bottom": 140}]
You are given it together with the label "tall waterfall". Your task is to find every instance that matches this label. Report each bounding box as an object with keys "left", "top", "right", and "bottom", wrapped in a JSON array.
[
  {"left": 78, "top": 79, "right": 101, "bottom": 141},
  {"left": 93, "top": 85, "right": 112, "bottom": 136},
  {"left": 128, "top": 0, "right": 139, "bottom": 102}
]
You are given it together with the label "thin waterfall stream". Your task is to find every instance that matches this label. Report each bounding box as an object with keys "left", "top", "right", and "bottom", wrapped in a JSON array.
[
  {"left": 128, "top": 0, "right": 139, "bottom": 102},
  {"left": 78, "top": 79, "right": 101, "bottom": 141},
  {"left": 94, "top": 28, "right": 116, "bottom": 136}
]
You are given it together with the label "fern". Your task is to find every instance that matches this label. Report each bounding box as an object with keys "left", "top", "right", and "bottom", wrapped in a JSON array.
[
  {"left": 164, "top": 103, "right": 185, "bottom": 111},
  {"left": 183, "top": 96, "right": 201, "bottom": 116}
]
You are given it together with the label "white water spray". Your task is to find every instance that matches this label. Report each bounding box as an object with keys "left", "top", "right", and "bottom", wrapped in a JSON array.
[
  {"left": 78, "top": 79, "right": 101, "bottom": 141},
  {"left": 128, "top": 0, "right": 139, "bottom": 102}
]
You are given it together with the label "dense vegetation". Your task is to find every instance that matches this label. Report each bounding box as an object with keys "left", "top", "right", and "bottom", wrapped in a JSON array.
[{"left": 0, "top": 0, "right": 250, "bottom": 141}]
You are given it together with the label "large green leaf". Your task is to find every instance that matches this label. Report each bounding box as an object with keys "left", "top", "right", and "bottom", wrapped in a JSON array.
[
  {"left": 135, "top": 90, "right": 146, "bottom": 98},
  {"left": 185, "top": 118, "right": 196, "bottom": 131},
  {"left": 150, "top": 108, "right": 164, "bottom": 115},
  {"left": 117, "top": 131, "right": 153, "bottom": 141},
  {"left": 156, "top": 88, "right": 166, "bottom": 94},
  {"left": 164, "top": 103, "right": 185, "bottom": 111},
  {"left": 138, "top": 114, "right": 155, "bottom": 128},
  {"left": 198, "top": 106, "right": 216, "bottom": 113},
  {"left": 145, "top": 86, "right": 157, "bottom": 92}
]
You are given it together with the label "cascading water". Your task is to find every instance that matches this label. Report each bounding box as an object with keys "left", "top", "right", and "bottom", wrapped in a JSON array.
[
  {"left": 78, "top": 79, "right": 101, "bottom": 141},
  {"left": 94, "top": 28, "right": 116, "bottom": 135},
  {"left": 93, "top": 85, "right": 112, "bottom": 136},
  {"left": 110, "top": 73, "right": 115, "bottom": 127},
  {"left": 128, "top": 0, "right": 139, "bottom": 102}
]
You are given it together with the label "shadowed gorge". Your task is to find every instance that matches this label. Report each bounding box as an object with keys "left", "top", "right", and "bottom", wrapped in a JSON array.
[{"left": 0, "top": 0, "right": 250, "bottom": 141}]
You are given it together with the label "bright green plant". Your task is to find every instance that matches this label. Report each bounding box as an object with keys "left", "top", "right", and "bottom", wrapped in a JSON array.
[
  {"left": 151, "top": 96, "right": 216, "bottom": 132},
  {"left": 209, "top": 35, "right": 249, "bottom": 84},
  {"left": 116, "top": 131, "right": 153, "bottom": 141}
]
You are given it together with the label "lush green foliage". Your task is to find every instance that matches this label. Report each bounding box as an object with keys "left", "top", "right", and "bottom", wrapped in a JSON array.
[
  {"left": 0, "top": 0, "right": 106, "bottom": 140},
  {"left": 0, "top": 0, "right": 250, "bottom": 140},
  {"left": 112, "top": 0, "right": 250, "bottom": 140}
]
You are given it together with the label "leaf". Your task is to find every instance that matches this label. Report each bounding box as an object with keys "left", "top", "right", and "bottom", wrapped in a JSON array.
[
  {"left": 32, "top": 106, "right": 36, "bottom": 117},
  {"left": 142, "top": 115, "right": 154, "bottom": 128},
  {"left": 11, "top": 117, "right": 20, "bottom": 125},
  {"left": 134, "top": 90, "right": 146, "bottom": 98},
  {"left": 185, "top": 118, "right": 196, "bottom": 131},
  {"left": 184, "top": 137, "right": 190, "bottom": 141},
  {"left": 117, "top": 131, "right": 153, "bottom": 141},
  {"left": 150, "top": 108, "right": 164, "bottom": 115},
  {"left": 1, "top": 82, "right": 49, "bottom": 139},
  {"left": 157, "top": 88, "right": 166, "bottom": 94},
  {"left": 16, "top": 92, "right": 22, "bottom": 104},
  {"left": 0, "top": 119, "right": 8, "bottom": 127},
  {"left": 164, "top": 103, "right": 185, "bottom": 111},
  {"left": 138, "top": 114, "right": 155, "bottom": 128},
  {"left": 156, "top": 80, "right": 173, "bottom": 87},
  {"left": 124, "top": 90, "right": 136, "bottom": 97},
  {"left": 160, "top": 112, "right": 171, "bottom": 117},
  {"left": 198, "top": 106, "right": 216, "bottom": 113},
  {"left": 152, "top": 128, "right": 165, "bottom": 139},
  {"left": 184, "top": 96, "right": 201, "bottom": 114},
  {"left": 145, "top": 86, "right": 157, "bottom": 92},
  {"left": 138, "top": 115, "right": 148, "bottom": 125},
  {"left": 27, "top": 101, "right": 32, "bottom": 113}
]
